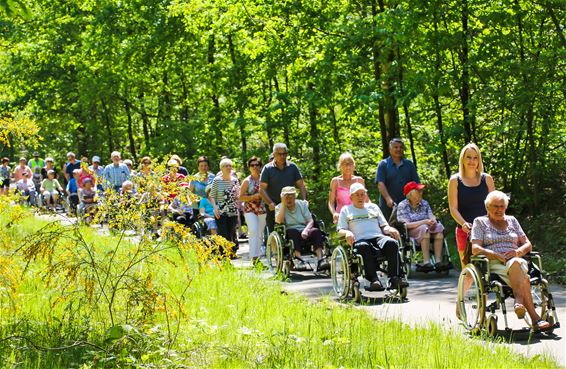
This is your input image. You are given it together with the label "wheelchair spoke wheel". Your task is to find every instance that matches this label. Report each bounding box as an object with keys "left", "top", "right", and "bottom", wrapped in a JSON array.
[
  {"left": 457, "top": 264, "right": 485, "bottom": 333},
  {"left": 525, "top": 282, "right": 549, "bottom": 327},
  {"left": 331, "top": 245, "right": 350, "bottom": 300},
  {"left": 266, "top": 231, "right": 283, "bottom": 274}
]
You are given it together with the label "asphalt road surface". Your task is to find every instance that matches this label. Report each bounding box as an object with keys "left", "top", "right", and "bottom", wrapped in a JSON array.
[{"left": 234, "top": 241, "right": 566, "bottom": 367}]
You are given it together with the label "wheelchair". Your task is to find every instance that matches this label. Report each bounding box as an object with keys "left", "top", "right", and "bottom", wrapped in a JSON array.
[
  {"left": 457, "top": 251, "right": 560, "bottom": 337},
  {"left": 330, "top": 238, "right": 408, "bottom": 303},
  {"left": 265, "top": 215, "right": 331, "bottom": 278},
  {"left": 393, "top": 221, "right": 454, "bottom": 277}
]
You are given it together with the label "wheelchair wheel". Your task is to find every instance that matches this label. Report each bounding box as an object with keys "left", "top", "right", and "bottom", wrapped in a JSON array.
[
  {"left": 401, "top": 241, "right": 413, "bottom": 279},
  {"left": 399, "top": 285, "right": 408, "bottom": 300},
  {"left": 485, "top": 314, "right": 498, "bottom": 337},
  {"left": 331, "top": 245, "right": 351, "bottom": 300},
  {"left": 525, "top": 281, "right": 552, "bottom": 332},
  {"left": 457, "top": 264, "right": 485, "bottom": 334},
  {"left": 266, "top": 231, "right": 284, "bottom": 274},
  {"left": 352, "top": 281, "right": 362, "bottom": 303}
]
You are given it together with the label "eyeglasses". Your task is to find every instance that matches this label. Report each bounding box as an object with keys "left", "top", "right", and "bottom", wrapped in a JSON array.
[
  {"left": 275, "top": 152, "right": 288, "bottom": 156},
  {"left": 142, "top": 162, "right": 151, "bottom": 165},
  {"left": 249, "top": 163, "right": 261, "bottom": 167}
]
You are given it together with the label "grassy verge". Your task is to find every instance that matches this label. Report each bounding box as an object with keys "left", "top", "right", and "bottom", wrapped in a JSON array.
[{"left": 0, "top": 204, "right": 561, "bottom": 368}]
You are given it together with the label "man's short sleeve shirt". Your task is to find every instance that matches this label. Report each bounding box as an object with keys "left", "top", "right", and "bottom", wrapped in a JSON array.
[
  {"left": 260, "top": 161, "right": 302, "bottom": 204},
  {"left": 275, "top": 200, "right": 312, "bottom": 231},
  {"left": 375, "top": 157, "right": 420, "bottom": 204},
  {"left": 337, "top": 203, "right": 387, "bottom": 241}
]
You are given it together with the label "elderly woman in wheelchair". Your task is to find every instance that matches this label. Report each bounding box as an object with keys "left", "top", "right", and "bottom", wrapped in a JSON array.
[
  {"left": 332, "top": 183, "right": 408, "bottom": 301},
  {"left": 266, "top": 186, "right": 330, "bottom": 276},
  {"left": 396, "top": 181, "right": 452, "bottom": 274},
  {"left": 457, "top": 190, "right": 558, "bottom": 335}
]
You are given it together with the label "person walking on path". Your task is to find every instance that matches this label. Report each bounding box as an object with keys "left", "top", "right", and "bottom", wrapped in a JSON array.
[
  {"left": 260, "top": 143, "right": 307, "bottom": 232},
  {"left": 375, "top": 138, "right": 420, "bottom": 220}
]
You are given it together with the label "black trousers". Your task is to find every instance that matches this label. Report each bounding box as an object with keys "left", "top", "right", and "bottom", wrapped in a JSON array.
[
  {"left": 217, "top": 214, "right": 239, "bottom": 248},
  {"left": 354, "top": 236, "right": 401, "bottom": 282}
]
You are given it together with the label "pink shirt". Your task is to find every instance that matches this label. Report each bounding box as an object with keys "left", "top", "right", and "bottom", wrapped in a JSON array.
[
  {"left": 78, "top": 169, "right": 96, "bottom": 189},
  {"left": 335, "top": 185, "right": 352, "bottom": 214}
]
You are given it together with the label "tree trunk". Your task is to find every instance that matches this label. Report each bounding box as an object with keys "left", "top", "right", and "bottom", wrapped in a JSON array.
[
  {"left": 100, "top": 98, "right": 114, "bottom": 153},
  {"left": 263, "top": 78, "right": 274, "bottom": 149},
  {"left": 459, "top": 0, "right": 473, "bottom": 144},
  {"left": 138, "top": 92, "right": 152, "bottom": 145},
  {"left": 432, "top": 9, "right": 451, "bottom": 178},
  {"left": 124, "top": 98, "right": 137, "bottom": 162},
  {"left": 396, "top": 47, "right": 417, "bottom": 170},
  {"left": 208, "top": 34, "right": 223, "bottom": 152},
  {"left": 371, "top": 0, "right": 398, "bottom": 158},
  {"left": 514, "top": 0, "right": 539, "bottom": 212},
  {"left": 228, "top": 34, "right": 247, "bottom": 162},
  {"left": 307, "top": 81, "right": 321, "bottom": 177}
]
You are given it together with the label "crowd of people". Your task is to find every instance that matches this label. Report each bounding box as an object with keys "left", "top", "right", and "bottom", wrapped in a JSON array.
[{"left": 0, "top": 139, "right": 551, "bottom": 328}]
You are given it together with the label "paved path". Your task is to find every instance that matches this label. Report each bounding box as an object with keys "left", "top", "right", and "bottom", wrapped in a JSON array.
[{"left": 234, "top": 241, "right": 566, "bottom": 367}]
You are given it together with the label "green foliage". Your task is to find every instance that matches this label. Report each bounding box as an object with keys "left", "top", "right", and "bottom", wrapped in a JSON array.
[
  {"left": 0, "top": 0, "right": 563, "bottom": 266},
  {"left": 0, "top": 202, "right": 560, "bottom": 368}
]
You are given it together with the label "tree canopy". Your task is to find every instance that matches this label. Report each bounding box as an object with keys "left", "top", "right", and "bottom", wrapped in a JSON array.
[{"left": 0, "top": 0, "right": 564, "bottom": 219}]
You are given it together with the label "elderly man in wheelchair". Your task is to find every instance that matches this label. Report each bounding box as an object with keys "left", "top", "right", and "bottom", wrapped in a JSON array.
[
  {"left": 335, "top": 183, "right": 408, "bottom": 295},
  {"left": 457, "top": 190, "right": 558, "bottom": 335},
  {"left": 269, "top": 186, "right": 330, "bottom": 274}
]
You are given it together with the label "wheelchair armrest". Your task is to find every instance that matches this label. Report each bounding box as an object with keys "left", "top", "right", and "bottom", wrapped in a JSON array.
[
  {"left": 274, "top": 223, "right": 287, "bottom": 234},
  {"left": 470, "top": 254, "right": 488, "bottom": 260}
]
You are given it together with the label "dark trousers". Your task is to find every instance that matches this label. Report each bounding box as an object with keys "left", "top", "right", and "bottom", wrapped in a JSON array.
[
  {"left": 266, "top": 209, "right": 275, "bottom": 234},
  {"left": 354, "top": 236, "right": 401, "bottom": 282},
  {"left": 217, "top": 214, "right": 239, "bottom": 247},
  {"left": 286, "top": 228, "right": 323, "bottom": 254},
  {"left": 68, "top": 193, "right": 79, "bottom": 212}
]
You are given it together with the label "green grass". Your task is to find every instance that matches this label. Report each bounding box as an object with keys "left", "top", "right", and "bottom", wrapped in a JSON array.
[{"left": 0, "top": 206, "right": 561, "bottom": 368}]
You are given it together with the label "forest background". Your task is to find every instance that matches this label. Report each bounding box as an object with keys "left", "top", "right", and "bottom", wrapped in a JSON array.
[{"left": 0, "top": 0, "right": 564, "bottom": 277}]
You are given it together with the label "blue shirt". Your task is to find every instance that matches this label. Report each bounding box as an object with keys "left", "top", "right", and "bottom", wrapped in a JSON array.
[
  {"left": 260, "top": 161, "right": 303, "bottom": 205},
  {"left": 199, "top": 198, "right": 214, "bottom": 216},
  {"left": 65, "top": 161, "right": 81, "bottom": 179},
  {"left": 67, "top": 178, "right": 78, "bottom": 194},
  {"left": 375, "top": 157, "right": 419, "bottom": 206},
  {"left": 103, "top": 163, "right": 130, "bottom": 189}
]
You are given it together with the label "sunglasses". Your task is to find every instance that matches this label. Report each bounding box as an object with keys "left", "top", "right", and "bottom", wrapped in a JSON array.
[{"left": 249, "top": 163, "right": 261, "bottom": 167}]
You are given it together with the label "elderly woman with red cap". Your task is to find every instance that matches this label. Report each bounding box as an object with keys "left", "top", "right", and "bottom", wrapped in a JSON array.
[{"left": 396, "top": 181, "right": 445, "bottom": 270}]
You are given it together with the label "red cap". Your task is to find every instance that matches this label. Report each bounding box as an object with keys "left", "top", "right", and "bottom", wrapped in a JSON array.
[{"left": 403, "top": 181, "right": 425, "bottom": 196}]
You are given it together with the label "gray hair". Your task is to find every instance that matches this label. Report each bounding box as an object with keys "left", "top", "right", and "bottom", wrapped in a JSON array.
[
  {"left": 219, "top": 158, "right": 233, "bottom": 169},
  {"left": 273, "top": 142, "right": 288, "bottom": 153},
  {"left": 111, "top": 151, "right": 121, "bottom": 159},
  {"left": 485, "top": 190, "right": 509, "bottom": 209},
  {"left": 389, "top": 138, "right": 405, "bottom": 148}
]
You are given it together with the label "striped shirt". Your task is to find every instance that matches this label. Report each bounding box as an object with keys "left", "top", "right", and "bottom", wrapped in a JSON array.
[{"left": 209, "top": 176, "right": 240, "bottom": 216}]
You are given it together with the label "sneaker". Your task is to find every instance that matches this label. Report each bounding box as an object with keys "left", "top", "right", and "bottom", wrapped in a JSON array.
[
  {"left": 417, "top": 262, "right": 434, "bottom": 271},
  {"left": 316, "top": 258, "right": 330, "bottom": 272},
  {"left": 365, "top": 279, "right": 385, "bottom": 292},
  {"left": 435, "top": 261, "right": 452, "bottom": 271},
  {"left": 388, "top": 276, "right": 409, "bottom": 290}
]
